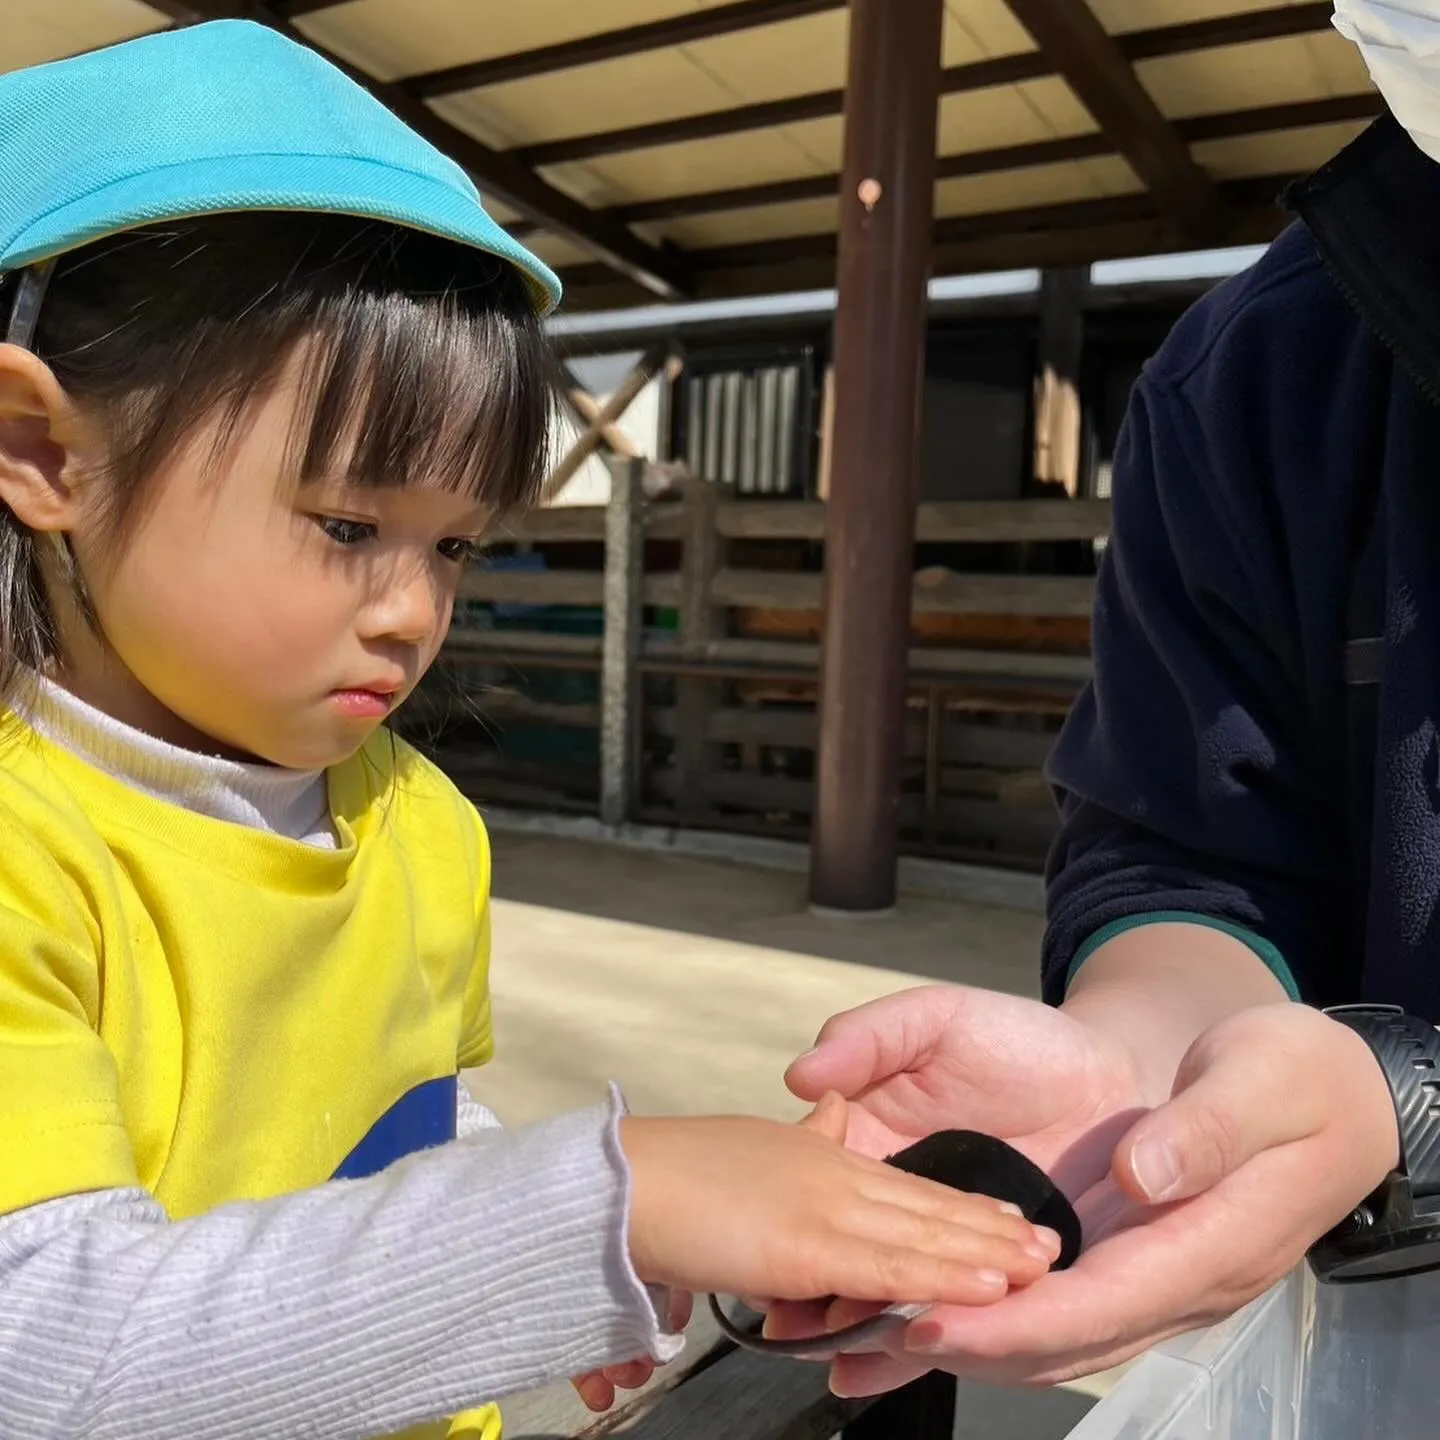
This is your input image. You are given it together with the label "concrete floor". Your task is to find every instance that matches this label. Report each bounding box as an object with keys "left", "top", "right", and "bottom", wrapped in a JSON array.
[{"left": 468, "top": 833, "right": 1046, "bottom": 1126}]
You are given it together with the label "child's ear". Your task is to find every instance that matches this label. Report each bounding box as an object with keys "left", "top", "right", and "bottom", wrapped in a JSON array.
[{"left": 0, "top": 342, "right": 90, "bottom": 532}]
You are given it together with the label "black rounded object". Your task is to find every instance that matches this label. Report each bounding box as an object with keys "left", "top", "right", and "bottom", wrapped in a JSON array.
[{"left": 884, "top": 1129, "right": 1082, "bottom": 1270}]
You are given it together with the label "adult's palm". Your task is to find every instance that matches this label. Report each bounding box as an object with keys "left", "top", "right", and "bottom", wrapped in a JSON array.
[{"left": 777, "top": 985, "right": 1397, "bottom": 1396}]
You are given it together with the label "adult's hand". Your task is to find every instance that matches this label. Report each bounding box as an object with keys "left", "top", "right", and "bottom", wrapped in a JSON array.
[{"left": 778, "top": 986, "right": 1399, "bottom": 1393}]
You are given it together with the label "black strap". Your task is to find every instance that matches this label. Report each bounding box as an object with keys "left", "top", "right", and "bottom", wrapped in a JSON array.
[{"left": 1327, "top": 1005, "right": 1440, "bottom": 1196}]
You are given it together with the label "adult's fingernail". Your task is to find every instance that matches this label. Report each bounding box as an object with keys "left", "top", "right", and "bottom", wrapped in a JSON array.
[
  {"left": 975, "top": 1268, "right": 1007, "bottom": 1290},
  {"left": 908, "top": 1324, "right": 949, "bottom": 1354},
  {"left": 1131, "top": 1137, "right": 1182, "bottom": 1201},
  {"left": 996, "top": 1200, "right": 1024, "bottom": 1217}
]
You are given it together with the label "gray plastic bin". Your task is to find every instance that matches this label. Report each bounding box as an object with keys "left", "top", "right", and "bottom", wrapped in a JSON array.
[{"left": 1065, "top": 1267, "right": 1440, "bottom": 1437}]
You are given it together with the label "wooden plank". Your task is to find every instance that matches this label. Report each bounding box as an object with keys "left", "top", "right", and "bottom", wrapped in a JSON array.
[
  {"left": 708, "top": 568, "right": 1095, "bottom": 618},
  {"left": 495, "top": 507, "right": 687, "bottom": 543},
  {"left": 716, "top": 501, "right": 828, "bottom": 540},
  {"left": 617, "top": 1343, "right": 874, "bottom": 1440},
  {"left": 649, "top": 770, "right": 1059, "bottom": 848},
  {"left": 495, "top": 508, "right": 607, "bottom": 542},
  {"left": 446, "top": 629, "right": 604, "bottom": 660},
  {"left": 644, "top": 635, "right": 1092, "bottom": 684},
  {"left": 405, "top": 0, "right": 843, "bottom": 96},
  {"left": 1001, "top": 0, "right": 1223, "bottom": 238},
  {"left": 646, "top": 705, "right": 1055, "bottom": 769},
  {"left": 511, "top": 5, "right": 1333, "bottom": 166},
  {"left": 407, "top": 689, "right": 601, "bottom": 730},
  {"left": 919, "top": 499, "right": 1110, "bottom": 542},
  {"left": 911, "top": 572, "right": 1094, "bottom": 617},
  {"left": 610, "top": 90, "right": 1374, "bottom": 227},
  {"left": 459, "top": 571, "right": 680, "bottom": 607},
  {"left": 675, "top": 480, "right": 725, "bottom": 825},
  {"left": 713, "top": 498, "right": 1111, "bottom": 542},
  {"left": 545, "top": 348, "right": 670, "bottom": 504},
  {"left": 462, "top": 570, "right": 604, "bottom": 606},
  {"left": 945, "top": 720, "right": 1055, "bottom": 769}
]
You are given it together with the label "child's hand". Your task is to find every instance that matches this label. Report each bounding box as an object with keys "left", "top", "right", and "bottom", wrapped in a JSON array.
[
  {"left": 570, "top": 1291, "right": 692, "bottom": 1413},
  {"left": 618, "top": 1113, "right": 1060, "bottom": 1305}
]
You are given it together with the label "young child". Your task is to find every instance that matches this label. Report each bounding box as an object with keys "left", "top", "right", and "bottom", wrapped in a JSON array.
[{"left": 0, "top": 21, "right": 1062, "bottom": 1440}]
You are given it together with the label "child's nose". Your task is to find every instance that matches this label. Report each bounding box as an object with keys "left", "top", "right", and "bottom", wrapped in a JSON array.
[{"left": 365, "top": 569, "right": 440, "bottom": 647}]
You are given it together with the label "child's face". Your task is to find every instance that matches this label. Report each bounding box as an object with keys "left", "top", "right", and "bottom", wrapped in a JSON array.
[{"left": 61, "top": 360, "right": 489, "bottom": 769}]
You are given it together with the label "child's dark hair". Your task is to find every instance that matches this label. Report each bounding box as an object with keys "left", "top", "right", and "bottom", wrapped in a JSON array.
[{"left": 0, "top": 210, "right": 555, "bottom": 701}]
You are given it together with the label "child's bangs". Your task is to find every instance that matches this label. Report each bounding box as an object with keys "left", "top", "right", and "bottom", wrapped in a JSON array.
[{"left": 289, "top": 266, "right": 555, "bottom": 511}]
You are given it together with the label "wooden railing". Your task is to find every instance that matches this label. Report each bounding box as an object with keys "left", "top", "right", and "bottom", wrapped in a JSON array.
[{"left": 407, "top": 460, "right": 1109, "bottom": 867}]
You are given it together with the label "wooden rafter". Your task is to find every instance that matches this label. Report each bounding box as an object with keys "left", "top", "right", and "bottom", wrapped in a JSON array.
[
  {"left": 593, "top": 92, "right": 1380, "bottom": 226},
  {"left": 555, "top": 173, "right": 1295, "bottom": 304},
  {"left": 143, "top": 0, "right": 693, "bottom": 299},
  {"left": 510, "top": 2, "right": 1337, "bottom": 169},
  {"left": 1000, "top": 0, "right": 1221, "bottom": 236},
  {"left": 406, "top": 0, "right": 844, "bottom": 99}
]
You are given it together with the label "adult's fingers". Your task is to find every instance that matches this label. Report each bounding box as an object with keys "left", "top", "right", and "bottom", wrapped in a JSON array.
[
  {"left": 1113, "top": 1007, "right": 1389, "bottom": 1205},
  {"left": 831, "top": 1353, "right": 934, "bottom": 1398},
  {"left": 785, "top": 986, "right": 965, "bottom": 1102},
  {"left": 848, "top": 1138, "right": 1331, "bottom": 1389}
]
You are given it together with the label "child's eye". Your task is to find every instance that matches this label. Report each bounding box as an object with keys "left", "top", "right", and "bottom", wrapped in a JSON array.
[
  {"left": 436, "top": 537, "right": 483, "bottom": 564},
  {"left": 316, "top": 516, "right": 377, "bottom": 547}
]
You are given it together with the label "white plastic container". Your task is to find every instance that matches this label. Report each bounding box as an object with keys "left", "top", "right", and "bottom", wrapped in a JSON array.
[{"left": 1066, "top": 1267, "right": 1440, "bottom": 1438}]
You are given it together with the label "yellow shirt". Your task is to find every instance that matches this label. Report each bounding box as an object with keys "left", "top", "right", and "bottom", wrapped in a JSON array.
[{"left": 0, "top": 716, "right": 499, "bottom": 1438}]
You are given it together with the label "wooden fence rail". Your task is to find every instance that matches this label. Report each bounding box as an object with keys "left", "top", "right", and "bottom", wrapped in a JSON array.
[{"left": 418, "top": 459, "right": 1109, "bottom": 866}]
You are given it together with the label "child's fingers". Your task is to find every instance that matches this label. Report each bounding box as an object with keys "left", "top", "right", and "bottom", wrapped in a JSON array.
[
  {"left": 602, "top": 1360, "right": 654, "bottom": 1391},
  {"left": 819, "top": 1209, "right": 1061, "bottom": 1306},
  {"left": 800, "top": 1091, "right": 850, "bottom": 1143},
  {"left": 763, "top": 1297, "right": 835, "bottom": 1341},
  {"left": 863, "top": 1170, "right": 1054, "bottom": 1247},
  {"left": 572, "top": 1373, "right": 615, "bottom": 1412},
  {"left": 858, "top": 1203, "right": 1053, "bottom": 1282},
  {"left": 665, "top": 1289, "right": 694, "bottom": 1332}
]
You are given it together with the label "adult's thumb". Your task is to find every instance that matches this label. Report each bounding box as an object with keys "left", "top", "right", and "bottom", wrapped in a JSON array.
[{"left": 1114, "top": 1018, "right": 1327, "bottom": 1205}]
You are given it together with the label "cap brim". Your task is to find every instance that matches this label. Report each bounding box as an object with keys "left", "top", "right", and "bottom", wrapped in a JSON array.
[{"left": 0, "top": 151, "right": 562, "bottom": 314}]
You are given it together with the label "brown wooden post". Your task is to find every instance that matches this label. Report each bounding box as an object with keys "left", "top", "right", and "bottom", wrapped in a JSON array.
[
  {"left": 809, "top": 0, "right": 944, "bottom": 912},
  {"left": 674, "top": 476, "right": 723, "bottom": 824}
]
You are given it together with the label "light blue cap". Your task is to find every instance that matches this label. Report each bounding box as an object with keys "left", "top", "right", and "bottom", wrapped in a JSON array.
[{"left": 0, "top": 19, "right": 561, "bottom": 314}]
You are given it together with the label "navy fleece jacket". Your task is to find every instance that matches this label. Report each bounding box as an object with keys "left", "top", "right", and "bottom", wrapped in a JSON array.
[{"left": 1044, "top": 116, "right": 1440, "bottom": 1020}]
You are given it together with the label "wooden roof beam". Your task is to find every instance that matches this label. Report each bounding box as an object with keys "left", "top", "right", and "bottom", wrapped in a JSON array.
[
  {"left": 509, "top": 92, "right": 1377, "bottom": 234},
  {"left": 1001, "top": 0, "right": 1222, "bottom": 238},
  {"left": 143, "top": 0, "right": 693, "bottom": 299},
  {"left": 556, "top": 175, "right": 1294, "bottom": 303},
  {"left": 405, "top": 0, "right": 844, "bottom": 99},
  {"left": 513, "top": 2, "right": 1334, "bottom": 169}
]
